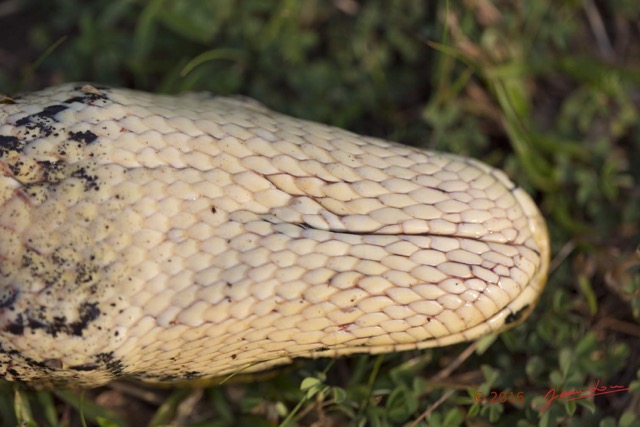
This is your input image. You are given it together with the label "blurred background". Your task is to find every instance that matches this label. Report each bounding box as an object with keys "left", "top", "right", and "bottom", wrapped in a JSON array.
[{"left": 0, "top": 0, "right": 639, "bottom": 426}]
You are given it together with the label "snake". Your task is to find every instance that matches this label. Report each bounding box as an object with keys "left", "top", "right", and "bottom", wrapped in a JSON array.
[{"left": 0, "top": 84, "right": 549, "bottom": 388}]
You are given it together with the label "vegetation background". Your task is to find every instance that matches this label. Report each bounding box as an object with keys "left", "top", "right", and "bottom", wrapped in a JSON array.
[{"left": 0, "top": 0, "right": 639, "bottom": 426}]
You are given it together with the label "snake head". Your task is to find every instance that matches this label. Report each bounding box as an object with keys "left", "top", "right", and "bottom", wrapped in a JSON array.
[{"left": 0, "top": 84, "right": 549, "bottom": 387}]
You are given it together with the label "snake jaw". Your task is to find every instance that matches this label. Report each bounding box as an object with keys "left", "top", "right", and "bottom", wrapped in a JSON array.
[
  {"left": 493, "top": 186, "right": 550, "bottom": 337},
  {"left": 0, "top": 84, "right": 550, "bottom": 387}
]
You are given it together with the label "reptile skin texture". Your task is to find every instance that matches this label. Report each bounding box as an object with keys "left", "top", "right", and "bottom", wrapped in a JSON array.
[{"left": 0, "top": 84, "right": 549, "bottom": 387}]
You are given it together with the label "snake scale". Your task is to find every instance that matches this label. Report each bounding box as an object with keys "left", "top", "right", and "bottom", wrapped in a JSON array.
[{"left": 0, "top": 84, "right": 549, "bottom": 387}]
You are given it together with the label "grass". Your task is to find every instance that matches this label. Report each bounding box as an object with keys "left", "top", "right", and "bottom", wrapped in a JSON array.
[{"left": 1, "top": 0, "right": 639, "bottom": 425}]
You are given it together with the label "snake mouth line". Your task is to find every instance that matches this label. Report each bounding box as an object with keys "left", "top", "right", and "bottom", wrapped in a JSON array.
[{"left": 277, "top": 218, "right": 543, "bottom": 258}]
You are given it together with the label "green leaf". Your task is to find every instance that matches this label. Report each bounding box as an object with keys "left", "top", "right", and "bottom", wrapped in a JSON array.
[
  {"left": 133, "top": 0, "right": 164, "bottom": 65},
  {"left": 14, "top": 388, "right": 37, "bottom": 427},
  {"left": 55, "top": 390, "right": 129, "bottom": 427},
  {"left": 158, "top": 0, "right": 233, "bottom": 43},
  {"left": 442, "top": 408, "right": 464, "bottom": 427},
  {"left": 599, "top": 417, "right": 617, "bottom": 427},
  {"left": 332, "top": 387, "right": 347, "bottom": 404},
  {"left": 578, "top": 274, "right": 598, "bottom": 315},
  {"left": 300, "top": 377, "right": 321, "bottom": 391},
  {"left": 97, "top": 416, "right": 122, "bottom": 427},
  {"left": 180, "top": 48, "right": 245, "bottom": 77},
  {"left": 575, "top": 332, "right": 597, "bottom": 356},
  {"left": 148, "top": 389, "right": 193, "bottom": 427},
  {"left": 35, "top": 391, "right": 59, "bottom": 427},
  {"left": 559, "top": 348, "right": 573, "bottom": 378},
  {"left": 480, "top": 365, "right": 499, "bottom": 387},
  {"left": 620, "top": 411, "right": 639, "bottom": 427},
  {"left": 476, "top": 333, "right": 499, "bottom": 354}
]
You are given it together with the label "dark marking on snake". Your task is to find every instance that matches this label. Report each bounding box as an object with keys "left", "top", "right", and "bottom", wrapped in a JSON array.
[
  {"left": 4, "top": 315, "right": 24, "bottom": 335},
  {"left": 38, "top": 160, "right": 66, "bottom": 183},
  {"left": 70, "top": 363, "right": 99, "bottom": 371},
  {"left": 505, "top": 304, "right": 530, "bottom": 325},
  {"left": 3, "top": 302, "right": 101, "bottom": 338},
  {"left": 0, "top": 135, "right": 23, "bottom": 156},
  {"left": 64, "top": 91, "right": 110, "bottom": 105},
  {"left": 71, "top": 167, "right": 100, "bottom": 191},
  {"left": 12, "top": 104, "right": 69, "bottom": 140},
  {"left": 15, "top": 105, "right": 67, "bottom": 126},
  {"left": 184, "top": 371, "right": 204, "bottom": 380},
  {"left": 96, "top": 352, "right": 125, "bottom": 377},
  {"left": 0, "top": 346, "right": 55, "bottom": 383},
  {"left": 69, "top": 130, "right": 98, "bottom": 144},
  {"left": 0, "top": 288, "right": 18, "bottom": 309}
]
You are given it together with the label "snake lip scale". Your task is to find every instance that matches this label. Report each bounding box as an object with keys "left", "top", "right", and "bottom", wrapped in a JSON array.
[{"left": 0, "top": 84, "right": 550, "bottom": 388}]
